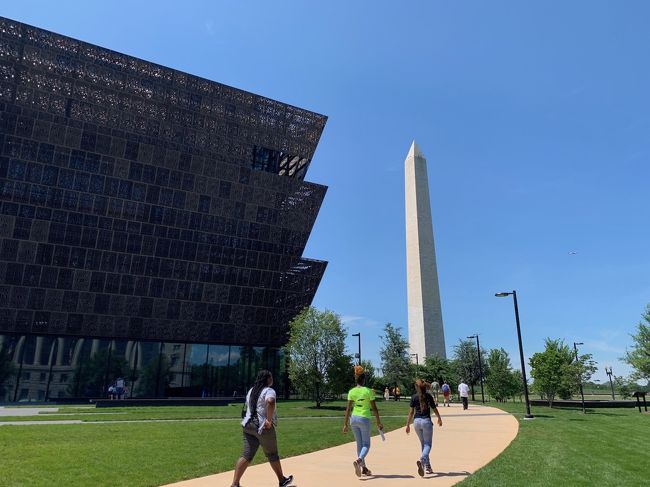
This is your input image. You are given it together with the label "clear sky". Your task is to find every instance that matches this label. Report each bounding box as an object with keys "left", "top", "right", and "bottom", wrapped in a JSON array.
[{"left": 3, "top": 1, "right": 649, "bottom": 383}]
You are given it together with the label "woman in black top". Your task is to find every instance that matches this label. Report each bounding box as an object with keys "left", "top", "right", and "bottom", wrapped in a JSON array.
[{"left": 405, "top": 379, "right": 443, "bottom": 476}]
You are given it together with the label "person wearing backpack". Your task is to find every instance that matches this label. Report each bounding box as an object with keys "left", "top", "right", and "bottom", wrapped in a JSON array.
[
  {"left": 231, "top": 370, "right": 293, "bottom": 487},
  {"left": 441, "top": 381, "right": 451, "bottom": 407}
]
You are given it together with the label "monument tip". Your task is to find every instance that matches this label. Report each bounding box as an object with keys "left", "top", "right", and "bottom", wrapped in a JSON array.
[{"left": 407, "top": 140, "right": 424, "bottom": 159}]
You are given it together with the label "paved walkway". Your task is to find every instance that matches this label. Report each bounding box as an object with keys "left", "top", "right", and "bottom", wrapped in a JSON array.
[
  {"left": 0, "top": 407, "right": 59, "bottom": 417},
  {"left": 164, "top": 404, "right": 519, "bottom": 487}
]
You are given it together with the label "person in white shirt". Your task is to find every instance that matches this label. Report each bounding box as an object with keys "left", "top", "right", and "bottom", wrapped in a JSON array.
[
  {"left": 231, "top": 370, "right": 293, "bottom": 487},
  {"left": 458, "top": 381, "right": 470, "bottom": 410}
]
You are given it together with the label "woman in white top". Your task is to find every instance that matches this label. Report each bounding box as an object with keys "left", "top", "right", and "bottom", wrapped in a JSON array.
[{"left": 231, "top": 370, "right": 293, "bottom": 487}]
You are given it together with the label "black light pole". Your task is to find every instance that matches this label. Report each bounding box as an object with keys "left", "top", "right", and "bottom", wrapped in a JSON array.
[
  {"left": 467, "top": 334, "right": 485, "bottom": 403},
  {"left": 495, "top": 290, "right": 533, "bottom": 419},
  {"left": 573, "top": 342, "right": 586, "bottom": 413},
  {"left": 605, "top": 366, "right": 615, "bottom": 400},
  {"left": 352, "top": 333, "right": 361, "bottom": 364}
]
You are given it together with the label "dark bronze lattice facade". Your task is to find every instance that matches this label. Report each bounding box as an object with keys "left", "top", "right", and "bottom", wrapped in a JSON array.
[{"left": 0, "top": 17, "right": 328, "bottom": 348}]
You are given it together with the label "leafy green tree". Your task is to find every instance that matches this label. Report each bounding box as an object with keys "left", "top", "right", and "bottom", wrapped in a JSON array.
[
  {"left": 421, "top": 355, "right": 453, "bottom": 383},
  {"left": 529, "top": 338, "right": 595, "bottom": 406},
  {"left": 452, "top": 339, "right": 487, "bottom": 400},
  {"left": 485, "top": 348, "right": 520, "bottom": 402},
  {"left": 285, "top": 307, "right": 351, "bottom": 408},
  {"left": 69, "top": 349, "right": 131, "bottom": 397},
  {"left": 0, "top": 345, "right": 16, "bottom": 399},
  {"left": 622, "top": 306, "right": 650, "bottom": 383},
  {"left": 379, "top": 323, "right": 412, "bottom": 391},
  {"left": 137, "top": 354, "right": 173, "bottom": 398},
  {"left": 359, "top": 360, "right": 377, "bottom": 390}
]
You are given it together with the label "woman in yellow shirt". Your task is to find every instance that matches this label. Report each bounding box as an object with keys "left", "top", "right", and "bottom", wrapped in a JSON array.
[{"left": 342, "top": 365, "right": 383, "bottom": 477}]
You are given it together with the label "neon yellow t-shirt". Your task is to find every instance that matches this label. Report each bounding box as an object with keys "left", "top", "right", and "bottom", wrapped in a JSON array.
[{"left": 347, "top": 386, "right": 374, "bottom": 418}]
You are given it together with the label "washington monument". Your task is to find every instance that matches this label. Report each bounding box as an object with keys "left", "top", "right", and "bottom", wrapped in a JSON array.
[{"left": 404, "top": 141, "right": 446, "bottom": 359}]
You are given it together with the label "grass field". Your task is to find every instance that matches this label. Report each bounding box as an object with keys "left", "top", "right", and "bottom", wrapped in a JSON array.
[
  {"left": 458, "top": 402, "right": 649, "bottom": 487},
  {"left": 1, "top": 399, "right": 647, "bottom": 487},
  {"left": 0, "top": 400, "right": 411, "bottom": 487}
]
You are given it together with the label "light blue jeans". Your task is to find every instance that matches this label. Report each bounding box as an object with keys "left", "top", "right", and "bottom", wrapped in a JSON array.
[
  {"left": 350, "top": 415, "right": 371, "bottom": 462},
  {"left": 413, "top": 417, "right": 433, "bottom": 466}
]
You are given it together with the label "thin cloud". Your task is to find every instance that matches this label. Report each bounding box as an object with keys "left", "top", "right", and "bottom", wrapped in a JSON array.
[
  {"left": 584, "top": 340, "right": 626, "bottom": 355},
  {"left": 340, "top": 314, "right": 381, "bottom": 328}
]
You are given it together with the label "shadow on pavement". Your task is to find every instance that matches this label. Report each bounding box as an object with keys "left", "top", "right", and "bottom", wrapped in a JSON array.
[
  {"left": 360, "top": 474, "right": 416, "bottom": 480},
  {"left": 429, "top": 471, "right": 470, "bottom": 478}
]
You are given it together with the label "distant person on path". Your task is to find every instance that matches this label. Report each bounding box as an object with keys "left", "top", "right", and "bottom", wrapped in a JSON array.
[
  {"left": 108, "top": 383, "right": 115, "bottom": 400},
  {"left": 343, "top": 365, "right": 384, "bottom": 477},
  {"left": 384, "top": 387, "right": 390, "bottom": 401},
  {"left": 441, "top": 381, "right": 451, "bottom": 407},
  {"left": 458, "top": 380, "right": 470, "bottom": 410},
  {"left": 405, "top": 379, "right": 443, "bottom": 476},
  {"left": 430, "top": 380, "right": 440, "bottom": 406},
  {"left": 231, "top": 370, "right": 293, "bottom": 487},
  {"left": 395, "top": 386, "right": 402, "bottom": 402}
]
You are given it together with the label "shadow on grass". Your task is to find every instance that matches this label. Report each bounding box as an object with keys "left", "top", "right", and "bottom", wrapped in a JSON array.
[
  {"left": 590, "top": 411, "right": 627, "bottom": 417},
  {"left": 305, "top": 405, "right": 347, "bottom": 411},
  {"left": 530, "top": 414, "right": 554, "bottom": 418}
]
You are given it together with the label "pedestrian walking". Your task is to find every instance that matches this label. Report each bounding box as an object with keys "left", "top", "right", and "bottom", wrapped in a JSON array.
[
  {"left": 383, "top": 387, "right": 390, "bottom": 401},
  {"left": 430, "top": 380, "right": 440, "bottom": 406},
  {"left": 405, "top": 379, "right": 443, "bottom": 476},
  {"left": 458, "top": 380, "right": 470, "bottom": 410},
  {"left": 441, "top": 381, "right": 451, "bottom": 407},
  {"left": 395, "top": 386, "right": 401, "bottom": 401},
  {"left": 231, "top": 370, "right": 293, "bottom": 487},
  {"left": 343, "top": 365, "right": 384, "bottom": 477}
]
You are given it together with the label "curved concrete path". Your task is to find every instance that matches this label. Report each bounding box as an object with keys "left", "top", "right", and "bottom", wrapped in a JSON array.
[{"left": 164, "top": 404, "right": 518, "bottom": 487}]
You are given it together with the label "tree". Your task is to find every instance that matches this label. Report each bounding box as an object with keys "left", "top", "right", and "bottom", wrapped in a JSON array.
[
  {"left": 69, "top": 349, "right": 131, "bottom": 398},
  {"left": 529, "top": 338, "right": 595, "bottom": 407},
  {"left": 420, "top": 355, "right": 456, "bottom": 385},
  {"left": 285, "top": 307, "right": 351, "bottom": 408},
  {"left": 452, "top": 339, "right": 486, "bottom": 400},
  {"left": 622, "top": 305, "right": 650, "bottom": 383},
  {"left": 359, "top": 360, "right": 377, "bottom": 390},
  {"left": 485, "top": 348, "right": 519, "bottom": 402},
  {"left": 0, "top": 345, "right": 16, "bottom": 399},
  {"left": 137, "top": 354, "right": 172, "bottom": 398},
  {"left": 379, "top": 323, "right": 412, "bottom": 391}
]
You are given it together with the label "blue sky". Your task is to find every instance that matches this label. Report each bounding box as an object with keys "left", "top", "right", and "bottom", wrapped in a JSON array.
[{"left": 3, "top": 1, "right": 649, "bottom": 383}]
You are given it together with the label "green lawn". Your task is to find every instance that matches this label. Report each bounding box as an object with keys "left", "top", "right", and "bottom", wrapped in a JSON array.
[
  {"left": 2, "top": 400, "right": 647, "bottom": 487},
  {"left": 459, "top": 402, "right": 649, "bottom": 487},
  {"left": 0, "top": 400, "right": 411, "bottom": 487}
]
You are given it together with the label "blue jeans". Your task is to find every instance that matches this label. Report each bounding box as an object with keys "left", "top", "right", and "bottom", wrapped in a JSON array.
[
  {"left": 350, "top": 415, "right": 371, "bottom": 462},
  {"left": 413, "top": 417, "right": 433, "bottom": 466}
]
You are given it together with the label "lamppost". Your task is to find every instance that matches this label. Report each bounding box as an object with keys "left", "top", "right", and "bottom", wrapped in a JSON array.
[
  {"left": 573, "top": 342, "right": 586, "bottom": 413},
  {"left": 352, "top": 333, "right": 361, "bottom": 365},
  {"left": 467, "top": 334, "right": 485, "bottom": 403},
  {"left": 410, "top": 353, "right": 419, "bottom": 377},
  {"left": 495, "top": 290, "right": 533, "bottom": 419},
  {"left": 605, "top": 366, "right": 615, "bottom": 400}
]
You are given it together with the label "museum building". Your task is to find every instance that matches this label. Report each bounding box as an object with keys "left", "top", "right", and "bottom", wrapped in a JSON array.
[{"left": 0, "top": 17, "right": 327, "bottom": 401}]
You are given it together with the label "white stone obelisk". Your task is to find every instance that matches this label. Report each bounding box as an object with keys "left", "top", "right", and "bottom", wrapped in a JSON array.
[{"left": 405, "top": 141, "right": 446, "bottom": 359}]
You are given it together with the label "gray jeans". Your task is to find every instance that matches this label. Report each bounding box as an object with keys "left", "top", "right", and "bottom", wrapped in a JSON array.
[{"left": 241, "top": 422, "right": 279, "bottom": 462}]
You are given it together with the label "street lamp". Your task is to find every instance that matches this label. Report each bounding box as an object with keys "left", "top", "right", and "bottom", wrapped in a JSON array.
[
  {"left": 352, "top": 333, "right": 361, "bottom": 365},
  {"left": 573, "top": 342, "right": 586, "bottom": 413},
  {"left": 605, "top": 366, "right": 615, "bottom": 400},
  {"left": 495, "top": 290, "right": 533, "bottom": 419},
  {"left": 467, "top": 334, "right": 485, "bottom": 403}
]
